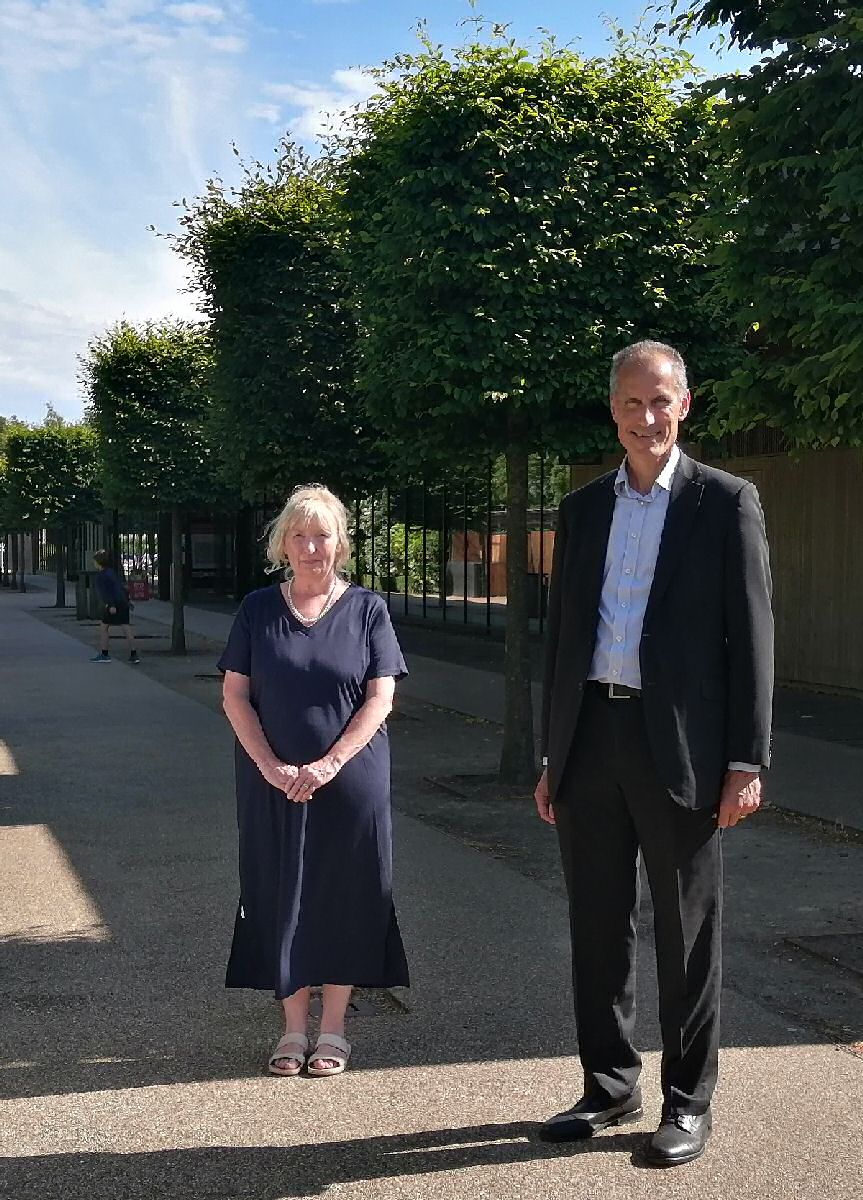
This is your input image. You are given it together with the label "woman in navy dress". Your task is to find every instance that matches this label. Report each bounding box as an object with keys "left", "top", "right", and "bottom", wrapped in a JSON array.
[{"left": 219, "top": 485, "right": 409, "bottom": 1077}]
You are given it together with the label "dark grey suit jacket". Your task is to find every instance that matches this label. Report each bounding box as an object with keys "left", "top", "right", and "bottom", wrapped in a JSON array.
[{"left": 541, "top": 452, "right": 774, "bottom": 810}]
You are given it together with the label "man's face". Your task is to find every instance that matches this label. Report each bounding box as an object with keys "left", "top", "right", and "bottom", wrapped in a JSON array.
[{"left": 610, "top": 355, "right": 691, "bottom": 468}]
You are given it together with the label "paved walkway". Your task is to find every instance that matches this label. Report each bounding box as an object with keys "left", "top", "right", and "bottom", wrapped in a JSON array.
[
  {"left": 1, "top": 583, "right": 861, "bottom": 1199},
  {"left": 80, "top": 582, "right": 863, "bottom": 834}
]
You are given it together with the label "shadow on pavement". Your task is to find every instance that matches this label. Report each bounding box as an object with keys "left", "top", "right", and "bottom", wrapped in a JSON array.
[{"left": 0, "top": 1123, "right": 649, "bottom": 1198}]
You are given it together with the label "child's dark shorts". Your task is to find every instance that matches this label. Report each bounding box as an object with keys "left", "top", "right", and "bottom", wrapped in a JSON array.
[{"left": 102, "top": 603, "right": 131, "bottom": 626}]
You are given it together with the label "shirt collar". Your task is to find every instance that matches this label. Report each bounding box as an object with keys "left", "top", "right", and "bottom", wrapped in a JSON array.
[{"left": 614, "top": 444, "right": 681, "bottom": 499}]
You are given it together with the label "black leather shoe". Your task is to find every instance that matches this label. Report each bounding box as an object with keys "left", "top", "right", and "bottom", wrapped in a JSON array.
[
  {"left": 645, "top": 1109, "right": 712, "bottom": 1167},
  {"left": 538, "top": 1089, "right": 643, "bottom": 1142}
]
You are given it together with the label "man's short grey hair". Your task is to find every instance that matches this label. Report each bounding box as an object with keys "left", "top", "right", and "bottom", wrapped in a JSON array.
[{"left": 609, "top": 340, "right": 689, "bottom": 399}]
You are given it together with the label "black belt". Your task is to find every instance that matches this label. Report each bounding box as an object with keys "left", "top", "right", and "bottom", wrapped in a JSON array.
[{"left": 586, "top": 680, "right": 642, "bottom": 700}]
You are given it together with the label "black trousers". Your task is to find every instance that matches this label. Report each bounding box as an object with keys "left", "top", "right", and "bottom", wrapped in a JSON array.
[{"left": 554, "top": 685, "right": 722, "bottom": 1116}]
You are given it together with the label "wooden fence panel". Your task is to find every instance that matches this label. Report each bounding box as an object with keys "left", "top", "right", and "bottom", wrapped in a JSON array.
[{"left": 721, "top": 449, "right": 863, "bottom": 694}]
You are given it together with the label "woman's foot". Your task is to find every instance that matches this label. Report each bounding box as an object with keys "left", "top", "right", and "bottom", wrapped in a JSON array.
[
  {"left": 268, "top": 1032, "right": 309, "bottom": 1076},
  {"left": 307, "top": 1033, "right": 351, "bottom": 1076}
]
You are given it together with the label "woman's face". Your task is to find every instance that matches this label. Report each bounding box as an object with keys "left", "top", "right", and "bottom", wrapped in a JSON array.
[{"left": 285, "top": 518, "right": 338, "bottom": 581}]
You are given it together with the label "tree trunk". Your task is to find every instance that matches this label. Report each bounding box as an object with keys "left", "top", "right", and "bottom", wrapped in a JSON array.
[
  {"left": 499, "top": 439, "right": 536, "bottom": 785},
  {"left": 157, "top": 511, "right": 172, "bottom": 600},
  {"left": 216, "top": 516, "right": 228, "bottom": 595},
  {"left": 10, "top": 530, "right": 19, "bottom": 590},
  {"left": 54, "top": 528, "right": 67, "bottom": 607},
  {"left": 233, "top": 504, "right": 254, "bottom": 600},
  {"left": 111, "top": 510, "right": 121, "bottom": 580},
  {"left": 17, "top": 533, "right": 26, "bottom": 591},
  {"left": 171, "top": 505, "right": 186, "bottom": 654}
]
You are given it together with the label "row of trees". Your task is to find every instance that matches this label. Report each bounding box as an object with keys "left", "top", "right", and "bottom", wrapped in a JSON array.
[
  {"left": 3, "top": 5, "right": 860, "bottom": 780},
  {"left": 0, "top": 411, "right": 100, "bottom": 606}
]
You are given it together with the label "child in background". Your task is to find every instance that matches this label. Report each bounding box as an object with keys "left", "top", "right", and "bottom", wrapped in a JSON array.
[{"left": 91, "top": 550, "right": 139, "bottom": 664}]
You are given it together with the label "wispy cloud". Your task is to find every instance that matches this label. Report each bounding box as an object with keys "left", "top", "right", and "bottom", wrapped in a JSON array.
[
  {"left": 264, "top": 67, "right": 377, "bottom": 142},
  {"left": 0, "top": 292, "right": 92, "bottom": 401},
  {"left": 0, "top": 0, "right": 254, "bottom": 419},
  {"left": 246, "top": 101, "right": 282, "bottom": 125},
  {"left": 0, "top": 0, "right": 376, "bottom": 420},
  {"left": 165, "top": 2, "right": 226, "bottom": 21},
  {"left": 207, "top": 32, "right": 245, "bottom": 52}
]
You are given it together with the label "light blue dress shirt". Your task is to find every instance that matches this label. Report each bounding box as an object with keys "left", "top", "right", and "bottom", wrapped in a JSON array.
[
  {"left": 589, "top": 445, "right": 680, "bottom": 689},
  {"left": 587, "top": 445, "right": 759, "bottom": 774}
]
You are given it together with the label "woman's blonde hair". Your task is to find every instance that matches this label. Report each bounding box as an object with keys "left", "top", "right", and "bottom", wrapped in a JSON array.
[{"left": 264, "top": 484, "right": 351, "bottom": 576}]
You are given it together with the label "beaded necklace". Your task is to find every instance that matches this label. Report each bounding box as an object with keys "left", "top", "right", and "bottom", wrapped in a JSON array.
[{"left": 286, "top": 575, "right": 340, "bottom": 626}]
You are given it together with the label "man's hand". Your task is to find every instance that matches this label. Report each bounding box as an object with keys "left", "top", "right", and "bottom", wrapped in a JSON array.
[
  {"left": 534, "top": 768, "right": 555, "bottom": 825},
  {"left": 284, "top": 756, "right": 342, "bottom": 803},
  {"left": 717, "top": 770, "right": 762, "bottom": 828},
  {"left": 108, "top": 606, "right": 117, "bottom": 615}
]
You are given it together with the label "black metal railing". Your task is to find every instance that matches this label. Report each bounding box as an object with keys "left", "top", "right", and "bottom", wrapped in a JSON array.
[
  {"left": 23, "top": 452, "right": 571, "bottom": 629},
  {"left": 348, "top": 453, "right": 568, "bottom": 634}
]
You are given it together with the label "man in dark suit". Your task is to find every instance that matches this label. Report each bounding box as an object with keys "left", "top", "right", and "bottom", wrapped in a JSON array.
[{"left": 535, "top": 340, "right": 773, "bottom": 1167}]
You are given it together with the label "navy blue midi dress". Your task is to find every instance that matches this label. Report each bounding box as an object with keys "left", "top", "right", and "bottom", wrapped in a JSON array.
[{"left": 217, "top": 583, "right": 410, "bottom": 999}]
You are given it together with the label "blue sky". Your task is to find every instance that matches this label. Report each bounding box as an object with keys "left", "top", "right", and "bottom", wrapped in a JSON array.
[{"left": 0, "top": 0, "right": 754, "bottom": 423}]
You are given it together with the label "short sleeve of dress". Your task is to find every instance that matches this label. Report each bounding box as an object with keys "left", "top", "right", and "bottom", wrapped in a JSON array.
[
  {"left": 367, "top": 598, "right": 408, "bottom": 682},
  {"left": 218, "top": 598, "right": 252, "bottom": 676}
]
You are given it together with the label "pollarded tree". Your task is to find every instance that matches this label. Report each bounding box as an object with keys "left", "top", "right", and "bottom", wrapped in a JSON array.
[
  {"left": 169, "top": 143, "right": 385, "bottom": 506},
  {"left": 672, "top": 1, "right": 863, "bottom": 445},
  {"left": 0, "top": 416, "right": 28, "bottom": 589},
  {"left": 338, "top": 25, "right": 739, "bottom": 783},
  {"left": 4, "top": 425, "right": 101, "bottom": 606},
  {"left": 81, "top": 320, "right": 226, "bottom": 652},
  {"left": 0, "top": 459, "right": 14, "bottom": 589}
]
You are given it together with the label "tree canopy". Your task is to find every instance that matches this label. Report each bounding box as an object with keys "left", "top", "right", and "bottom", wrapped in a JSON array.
[
  {"left": 81, "top": 319, "right": 224, "bottom": 511},
  {"left": 674, "top": 1, "right": 863, "bottom": 445},
  {"left": 0, "top": 417, "right": 28, "bottom": 543},
  {"left": 3, "top": 423, "right": 101, "bottom": 603},
  {"left": 0, "top": 415, "right": 28, "bottom": 460},
  {"left": 336, "top": 26, "right": 739, "bottom": 467},
  {"left": 0, "top": 460, "right": 11, "bottom": 538},
  {"left": 674, "top": 1, "right": 850, "bottom": 50},
  {"left": 171, "top": 144, "right": 384, "bottom": 503},
  {"left": 3, "top": 424, "right": 100, "bottom": 530}
]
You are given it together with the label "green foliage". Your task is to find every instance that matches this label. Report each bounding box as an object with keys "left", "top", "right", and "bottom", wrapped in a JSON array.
[
  {"left": 43, "top": 403, "right": 67, "bottom": 429},
  {"left": 362, "top": 521, "right": 442, "bottom": 592},
  {"left": 0, "top": 415, "right": 29, "bottom": 471},
  {"left": 490, "top": 453, "right": 571, "bottom": 508},
  {"left": 336, "top": 25, "right": 740, "bottom": 465},
  {"left": 0, "top": 461, "right": 11, "bottom": 534},
  {"left": 170, "top": 143, "right": 384, "bottom": 503},
  {"left": 672, "top": 2, "right": 848, "bottom": 51},
  {"left": 81, "top": 320, "right": 228, "bottom": 510},
  {"left": 0, "top": 417, "right": 25, "bottom": 533},
  {"left": 4, "top": 425, "right": 100, "bottom": 529},
  {"left": 674, "top": 2, "right": 863, "bottom": 446}
]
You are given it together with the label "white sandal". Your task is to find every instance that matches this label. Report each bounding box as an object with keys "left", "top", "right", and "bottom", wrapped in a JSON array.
[
  {"left": 307, "top": 1033, "right": 351, "bottom": 1076},
  {"left": 268, "top": 1031, "right": 309, "bottom": 1076}
]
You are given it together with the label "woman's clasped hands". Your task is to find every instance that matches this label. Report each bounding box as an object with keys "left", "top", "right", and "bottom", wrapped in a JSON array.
[{"left": 259, "top": 756, "right": 341, "bottom": 802}]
